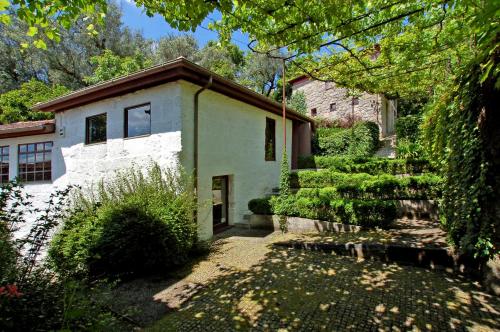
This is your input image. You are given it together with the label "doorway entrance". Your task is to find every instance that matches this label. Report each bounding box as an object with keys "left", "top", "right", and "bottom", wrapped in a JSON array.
[{"left": 212, "top": 176, "right": 229, "bottom": 231}]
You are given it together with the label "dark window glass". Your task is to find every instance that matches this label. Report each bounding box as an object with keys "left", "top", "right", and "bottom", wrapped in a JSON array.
[
  {"left": 330, "top": 103, "right": 336, "bottom": 112},
  {"left": 18, "top": 142, "right": 52, "bottom": 182},
  {"left": 265, "top": 117, "right": 276, "bottom": 161},
  {"left": 311, "top": 108, "right": 317, "bottom": 116},
  {"left": 86, "top": 113, "right": 107, "bottom": 144},
  {"left": 125, "top": 103, "right": 151, "bottom": 138},
  {"left": 352, "top": 97, "right": 359, "bottom": 105},
  {"left": 0, "top": 146, "right": 9, "bottom": 183}
]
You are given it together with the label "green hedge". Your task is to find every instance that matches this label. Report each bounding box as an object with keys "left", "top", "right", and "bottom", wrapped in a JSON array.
[
  {"left": 314, "top": 121, "right": 380, "bottom": 157},
  {"left": 297, "top": 156, "right": 434, "bottom": 174},
  {"left": 248, "top": 196, "right": 396, "bottom": 228},
  {"left": 295, "top": 174, "right": 442, "bottom": 200},
  {"left": 290, "top": 171, "right": 442, "bottom": 199},
  {"left": 248, "top": 197, "right": 273, "bottom": 215},
  {"left": 395, "top": 115, "right": 422, "bottom": 140}
]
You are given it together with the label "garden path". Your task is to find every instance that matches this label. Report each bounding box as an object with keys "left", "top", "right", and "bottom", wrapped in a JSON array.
[{"left": 138, "top": 228, "right": 499, "bottom": 331}]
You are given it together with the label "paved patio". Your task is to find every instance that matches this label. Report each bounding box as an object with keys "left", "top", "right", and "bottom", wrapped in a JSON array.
[{"left": 144, "top": 229, "right": 499, "bottom": 331}]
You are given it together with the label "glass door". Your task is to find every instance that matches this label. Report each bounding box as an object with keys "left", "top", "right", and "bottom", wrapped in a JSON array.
[{"left": 212, "top": 176, "right": 229, "bottom": 230}]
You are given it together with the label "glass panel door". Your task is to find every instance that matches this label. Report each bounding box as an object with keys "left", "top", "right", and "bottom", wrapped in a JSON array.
[{"left": 212, "top": 176, "right": 229, "bottom": 230}]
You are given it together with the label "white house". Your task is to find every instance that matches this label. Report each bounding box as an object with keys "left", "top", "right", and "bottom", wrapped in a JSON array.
[{"left": 0, "top": 58, "right": 312, "bottom": 240}]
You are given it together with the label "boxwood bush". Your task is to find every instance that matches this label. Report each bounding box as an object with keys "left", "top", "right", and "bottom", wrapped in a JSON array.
[
  {"left": 314, "top": 121, "right": 380, "bottom": 157},
  {"left": 49, "top": 164, "right": 197, "bottom": 278},
  {"left": 395, "top": 115, "right": 422, "bottom": 141},
  {"left": 248, "top": 197, "right": 273, "bottom": 215},
  {"left": 248, "top": 195, "right": 396, "bottom": 228},
  {"left": 297, "top": 156, "right": 434, "bottom": 174}
]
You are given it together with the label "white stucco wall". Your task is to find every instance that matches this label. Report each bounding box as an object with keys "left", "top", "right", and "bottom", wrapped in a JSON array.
[
  {"left": 0, "top": 82, "right": 184, "bottom": 238},
  {"left": 179, "top": 81, "right": 293, "bottom": 240}
]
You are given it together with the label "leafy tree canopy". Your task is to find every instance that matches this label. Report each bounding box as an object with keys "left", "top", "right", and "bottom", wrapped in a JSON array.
[
  {"left": 0, "top": 79, "right": 69, "bottom": 124},
  {"left": 84, "top": 50, "right": 153, "bottom": 85}
]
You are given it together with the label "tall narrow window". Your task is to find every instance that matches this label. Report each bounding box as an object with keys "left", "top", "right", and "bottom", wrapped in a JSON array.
[
  {"left": 352, "top": 97, "right": 359, "bottom": 105},
  {"left": 311, "top": 108, "right": 317, "bottom": 116},
  {"left": 0, "top": 146, "right": 9, "bottom": 183},
  {"left": 125, "top": 103, "right": 151, "bottom": 138},
  {"left": 265, "top": 117, "right": 276, "bottom": 161},
  {"left": 86, "top": 113, "right": 107, "bottom": 144},
  {"left": 18, "top": 142, "right": 52, "bottom": 182},
  {"left": 330, "top": 103, "right": 336, "bottom": 112}
]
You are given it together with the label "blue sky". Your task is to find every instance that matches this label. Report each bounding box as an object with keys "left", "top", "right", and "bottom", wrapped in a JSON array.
[{"left": 119, "top": 0, "right": 250, "bottom": 50}]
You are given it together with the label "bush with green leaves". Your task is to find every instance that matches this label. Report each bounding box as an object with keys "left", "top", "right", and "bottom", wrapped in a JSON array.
[
  {"left": 49, "top": 164, "right": 197, "bottom": 278},
  {"left": 248, "top": 198, "right": 273, "bottom": 215},
  {"left": 247, "top": 195, "right": 396, "bottom": 228},
  {"left": 395, "top": 115, "right": 422, "bottom": 141},
  {"left": 314, "top": 121, "right": 380, "bottom": 157},
  {"left": 298, "top": 155, "right": 434, "bottom": 174}
]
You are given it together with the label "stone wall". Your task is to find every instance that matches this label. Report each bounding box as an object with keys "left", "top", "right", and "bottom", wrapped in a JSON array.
[{"left": 292, "top": 79, "right": 392, "bottom": 135}]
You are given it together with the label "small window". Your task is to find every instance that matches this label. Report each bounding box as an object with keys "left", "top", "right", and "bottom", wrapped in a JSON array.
[
  {"left": 86, "top": 113, "right": 107, "bottom": 144},
  {"left": 352, "top": 97, "right": 359, "bottom": 106},
  {"left": 18, "top": 142, "right": 52, "bottom": 182},
  {"left": 330, "top": 103, "right": 336, "bottom": 112},
  {"left": 311, "top": 108, "right": 317, "bottom": 116},
  {"left": 125, "top": 103, "right": 151, "bottom": 138},
  {"left": 0, "top": 146, "right": 9, "bottom": 183},
  {"left": 265, "top": 117, "right": 276, "bottom": 161}
]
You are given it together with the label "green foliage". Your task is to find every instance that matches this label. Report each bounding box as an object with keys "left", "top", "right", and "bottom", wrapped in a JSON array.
[
  {"left": 0, "top": 79, "right": 69, "bottom": 124},
  {"left": 291, "top": 171, "right": 441, "bottom": 199},
  {"left": 397, "top": 97, "right": 428, "bottom": 117},
  {"left": 287, "top": 90, "right": 307, "bottom": 115},
  {"left": 295, "top": 173, "right": 442, "bottom": 200},
  {"left": 314, "top": 121, "right": 379, "bottom": 157},
  {"left": 84, "top": 50, "right": 153, "bottom": 85},
  {"left": 49, "top": 164, "right": 197, "bottom": 278},
  {"left": 395, "top": 115, "right": 422, "bottom": 141},
  {"left": 279, "top": 150, "right": 291, "bottom": 197},
  {"left": 396, "top": 138, "right": 424, "bottom": 159},
  {"left": 422, "top": 42, "right": 499, "bottom": 259},
  {"left": 248, "top": 198, "right": 273, "bottom": 215},
  {"left": 155, "top": 34, "right": 199, "bottom": 63},
  {"left": 197, "top": 41, "right": 245, "bottom": 80},
  {"left": 238, "top": 51, "right": 284, "bottom": 97},
  {"left": 297, "top": 156, "right": 434, "bottom": 174},
  {"left": 268, "top": 195, "right": 397, "bottom": 228}
]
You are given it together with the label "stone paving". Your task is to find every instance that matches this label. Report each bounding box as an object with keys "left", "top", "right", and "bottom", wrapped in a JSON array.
[{"left": 146, "top": 229, "right": 500, "bottom": 332}]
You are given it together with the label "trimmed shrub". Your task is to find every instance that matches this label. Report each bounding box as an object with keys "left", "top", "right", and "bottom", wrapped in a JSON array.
[
  {"left": 314, "top": 121, "right": 380, "bottom": 157},
  {"left": 297, "top": 156, "right": 434, "bottom": 174},
  {"left": 49, "top": 164, "right": 197, "bottom": 278},
  {"left": 268, "top": 195, "right": 396, "bottom": 228},
  {"left": 291, "top": 171, "right": 442, "bottom": 199},
  {"left": 395, "top": 115, "right": 422, "bottom": 140},
  {"left": 248, "top": 198, "right": 273, "bottom": 215}
]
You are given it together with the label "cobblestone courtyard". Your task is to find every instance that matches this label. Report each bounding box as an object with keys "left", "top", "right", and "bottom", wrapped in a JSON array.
[{"left": 144, "top": 230, "right": 499, "bottom": 331}]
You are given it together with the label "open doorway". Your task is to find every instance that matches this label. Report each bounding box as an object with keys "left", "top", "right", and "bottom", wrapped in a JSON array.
[{"left": 212, "top": 176, "right": 229, "bottom": 231}]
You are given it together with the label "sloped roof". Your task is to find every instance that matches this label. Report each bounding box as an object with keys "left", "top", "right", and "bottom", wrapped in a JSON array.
[
  {"left": 0, "top": 120, "right": 55, "bottom": 139},
  {"left": 34, "top": 57, "right": 312, "bottom": 123}
]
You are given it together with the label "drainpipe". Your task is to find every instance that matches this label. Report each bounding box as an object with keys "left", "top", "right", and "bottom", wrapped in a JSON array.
[{"left": 193, "top": 76, "right": 213, "bottom": 192}]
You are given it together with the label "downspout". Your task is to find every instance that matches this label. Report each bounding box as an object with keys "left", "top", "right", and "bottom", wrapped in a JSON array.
[{"left": 193, "top": 76, "right": 213, "bottom": 192}]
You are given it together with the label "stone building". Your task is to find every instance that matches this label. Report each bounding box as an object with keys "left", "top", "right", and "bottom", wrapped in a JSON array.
[
  {"left": 290, "top": 76, "right": 397, "bottom": 137},
  {"left": 0, "top": 58, "right": 313, "bottom": 240}
]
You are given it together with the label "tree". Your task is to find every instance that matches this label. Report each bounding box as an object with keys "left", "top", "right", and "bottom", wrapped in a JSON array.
[
  {"left": 155, "top": 34, "right": 199, "bottom": 63},
  {"left": 0, "top": 80, "right": 69, "bottom": 124},
  {"left": 287, "top": 91, "right": 307, "bottom": 115},
  {"left": 238, "top": 52, "right": 282, "bottom": 96},
  {"left": 84, "top": 50, "right": 153, "bottom": 85},
  {"left": 197, "top": 41, "right": 244, "bottom": 79}
]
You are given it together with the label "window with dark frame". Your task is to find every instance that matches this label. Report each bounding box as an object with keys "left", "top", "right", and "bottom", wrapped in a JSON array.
[
  {"left": 125, "top": 103, "right": 151, "bottom": 138},
  {"left": 352, "top": 97, "right": 359, "bottom": 105},
  {"left": 0, "top": 146, "right": 9, "bottom": 183},
  {"left": 330, "top": 103, "right": 336, "bottom": 112},
  {"left": 18, "top": 142, "right": 52, "bottom": 182},
  {"left": 311, "top": 108, "right": 317, "bottom": 116},
  {"left": 86, "top": 113, "right": 107, "bottom": 144},
  {"left": 265, "top": 117, "right": 276, "bottom": 161}
]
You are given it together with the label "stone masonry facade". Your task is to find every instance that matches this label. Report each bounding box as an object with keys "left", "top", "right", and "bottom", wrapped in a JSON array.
[{"left": 292, "top": 78, "right": 395, "bottom": 136}]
